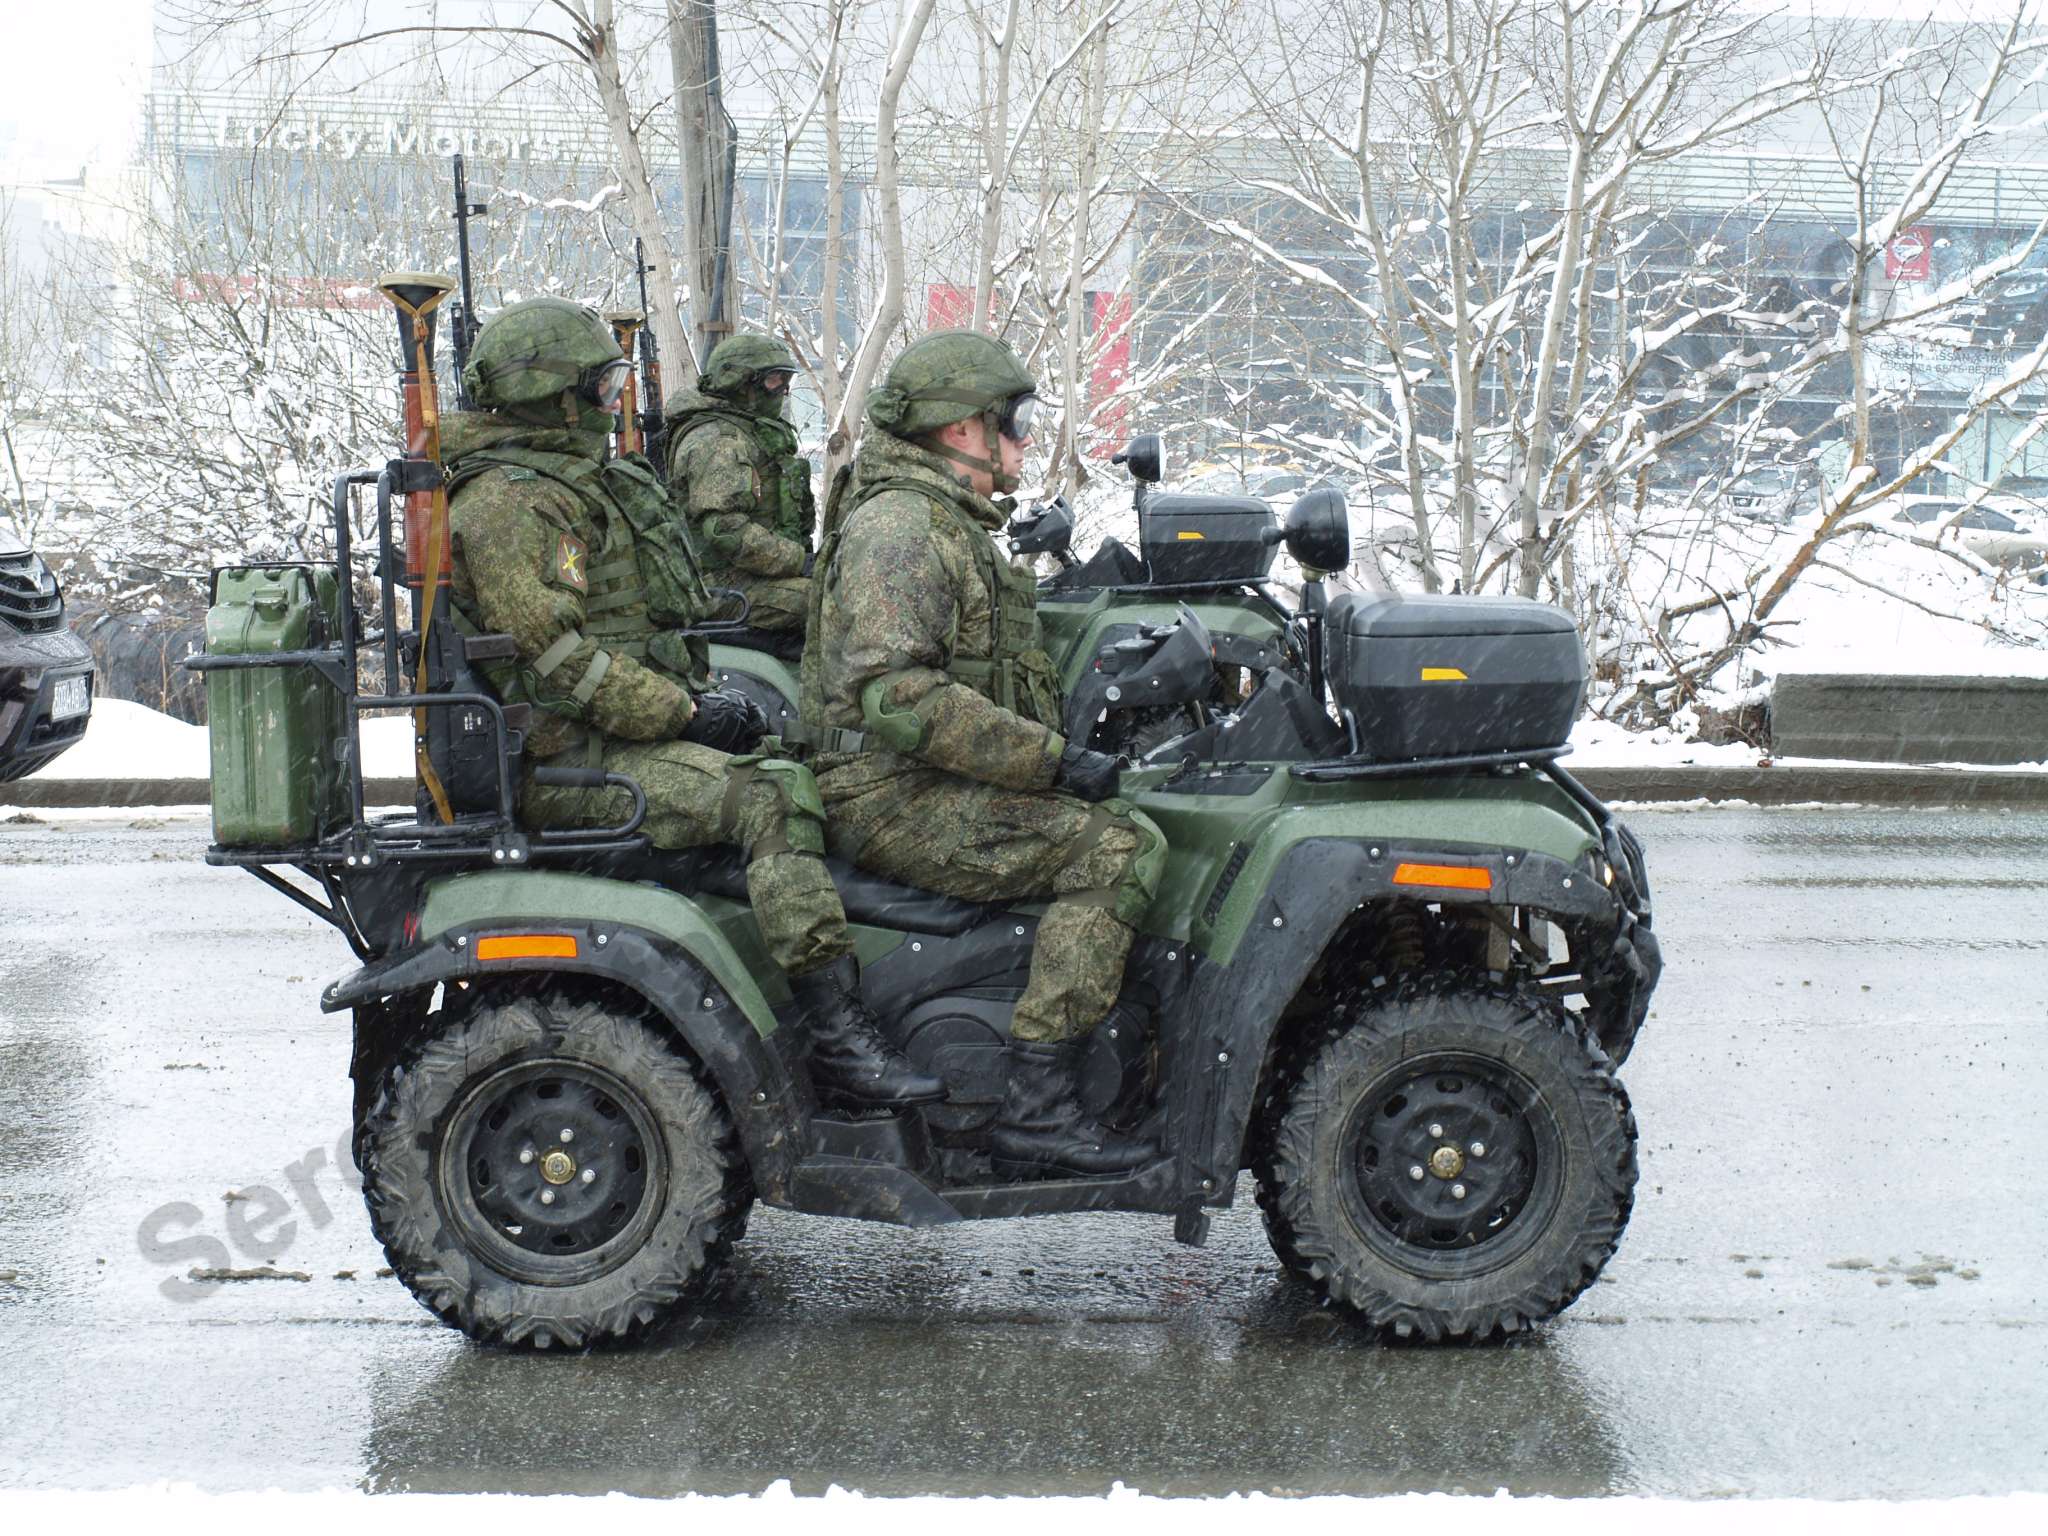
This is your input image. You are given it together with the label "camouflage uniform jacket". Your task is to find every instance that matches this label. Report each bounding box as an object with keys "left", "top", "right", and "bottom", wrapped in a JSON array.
[
  {"left": 444, "top": 412, "right": 700, "bottom": 759},
  {"left": 800, "top": 429, "right": 1065, "bottom": 791},
  {"left": 665, "top": 385, "right": 815, "bottom": 581}
]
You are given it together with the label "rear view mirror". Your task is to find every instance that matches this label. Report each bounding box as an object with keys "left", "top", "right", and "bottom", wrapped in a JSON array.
[
  {"left": 1112, "top": 435, "right": 1163, "bottom": 485},
  {"left": 1272, "top": 487, "right": 1352, "bottom": 574},
  {"left": 1008, "top": 496, "right": 1076, "bottom": 559}
]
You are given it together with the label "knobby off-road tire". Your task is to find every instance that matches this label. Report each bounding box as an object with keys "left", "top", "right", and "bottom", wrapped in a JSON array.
[
  {"left": 359, "top": 992, "right": 753, "bottom": 1349},
  {"left": 1253, "top": 972, "right": 1636, "bottom": 1341}
]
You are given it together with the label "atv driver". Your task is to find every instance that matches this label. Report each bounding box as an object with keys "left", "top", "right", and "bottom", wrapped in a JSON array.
[
  {"left": 441, "top": 297, "right": 943, "bottom": 1112},
  {"left": 800, "top": 330, "right": 1170, "bottom": 1181}
]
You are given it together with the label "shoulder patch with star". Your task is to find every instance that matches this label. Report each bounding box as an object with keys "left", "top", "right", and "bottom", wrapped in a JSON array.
[{"left": 554, "top": 533, "right": 588, "bottom": 592}]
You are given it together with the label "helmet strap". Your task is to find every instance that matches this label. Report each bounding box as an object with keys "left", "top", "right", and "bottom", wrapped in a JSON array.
[
  {"left": 927, "top": 413, "right": 1018, "bottom": 496},
  {"left": 984, "top": 411, "right": 1020, "bottom": 496}
]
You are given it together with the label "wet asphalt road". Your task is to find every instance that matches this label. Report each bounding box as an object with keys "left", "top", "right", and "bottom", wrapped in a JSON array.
[{"left": 0, "top": 805, "right": 2044, "bottom": 1498}]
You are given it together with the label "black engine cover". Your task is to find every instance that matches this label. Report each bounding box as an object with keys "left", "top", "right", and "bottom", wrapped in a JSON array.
[{"left": 894, "top": 990, "right": 1151, "bottom": 1146}]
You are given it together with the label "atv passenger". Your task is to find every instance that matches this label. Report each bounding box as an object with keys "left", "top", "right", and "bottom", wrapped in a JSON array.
[
  {"left": 443, "top": 297, "right": 943, "bottom": 1112},
  {"left": 665, "top": 332, "right": 815, "bottom": 633},
  {"left": 800, "top": 330, "right": 1167, "bottom": 1181}
]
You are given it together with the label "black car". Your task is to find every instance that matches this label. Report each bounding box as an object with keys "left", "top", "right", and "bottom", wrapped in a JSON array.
[{"left": 0, "top": 520, "right": 93, "bottom": 782}]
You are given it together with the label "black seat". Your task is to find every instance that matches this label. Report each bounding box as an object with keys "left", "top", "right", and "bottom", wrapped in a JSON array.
[
  {"left": 603, "top": 845, "right": 1009, "bottom": 937},
  {"left": 712, "top": 625, "right": 804, "bottom": 661}
]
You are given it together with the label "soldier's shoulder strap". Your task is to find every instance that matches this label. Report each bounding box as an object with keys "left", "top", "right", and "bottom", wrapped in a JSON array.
[
  {"left": 447, "top": 444, "right": 602, "bottom": 501},
  {"left": 669, "top": 409, "right": 758, "bottom": 461}
]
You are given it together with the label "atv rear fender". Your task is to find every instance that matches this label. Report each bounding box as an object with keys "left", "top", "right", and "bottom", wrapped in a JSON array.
[{"left": 320, "top": 869, "right": 811, "bottom": 1202}]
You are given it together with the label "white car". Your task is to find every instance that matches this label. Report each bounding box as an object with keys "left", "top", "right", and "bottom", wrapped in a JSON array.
[
  {"left": 1889, "top": 497, "right": 2048, "bottom": 573},
  {"left": 1720, "top": 465, "right": 1813, "bottom": 523}
]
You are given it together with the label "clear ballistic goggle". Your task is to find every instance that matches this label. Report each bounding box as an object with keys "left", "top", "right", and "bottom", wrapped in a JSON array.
[
  {"left": 587, "top": 359, "right": 633, "bottom": 412},
  {"left": 999, "top": 392, "right": 1040, "bottom": 443}
]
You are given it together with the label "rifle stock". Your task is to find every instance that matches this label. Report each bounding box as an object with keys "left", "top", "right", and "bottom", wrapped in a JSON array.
[
  {"left": 376, "top": 272, "right": 459, "bottom": 823},
  {"left": 605, "top": 311, "right": 645, "bottom": 459}
]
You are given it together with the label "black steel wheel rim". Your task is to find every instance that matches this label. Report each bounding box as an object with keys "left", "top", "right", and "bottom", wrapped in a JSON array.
[
  {"left": 438, "top": 1057, "right": 669, "bottom": 1287},
  {"left": 1337, "top": 1049, "right": 1563, "bottom": 1281}
]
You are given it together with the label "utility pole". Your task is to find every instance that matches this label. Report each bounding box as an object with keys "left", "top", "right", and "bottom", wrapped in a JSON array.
[{"left": 668, "top": 1, "right": 738, "bottom": 368}]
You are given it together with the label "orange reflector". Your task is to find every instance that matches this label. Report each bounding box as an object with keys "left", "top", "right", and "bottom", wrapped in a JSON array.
[
  {"left": 1392, "top": 862, "right": 1493, "bottom": 893},
  {"left": 475, "top": 933, "right": 579, "bottom": 962}
]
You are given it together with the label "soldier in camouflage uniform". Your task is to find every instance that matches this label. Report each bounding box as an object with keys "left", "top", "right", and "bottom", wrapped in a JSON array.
[
  {"left": 801, "top": 330, "right": 1167, "bottom": 1180},
  {"left": 444, "top": 297, "right": 943, "bottom": 1111},
  {"left": 665, "top": 333, "right": 814, "bottom": 632}
]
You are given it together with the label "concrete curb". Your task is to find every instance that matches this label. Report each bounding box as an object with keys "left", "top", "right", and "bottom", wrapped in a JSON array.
[
  {"left": 1771, "top": 672, "right": 2048, "bottom": 766},
  {"left": 8, "top": 767, "right": 2048, "bottom": 810}
]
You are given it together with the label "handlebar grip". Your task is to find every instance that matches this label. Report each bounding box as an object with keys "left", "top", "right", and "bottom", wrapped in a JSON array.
[{"left": 531, "top": 766, "right": 609, "bottom": 790}]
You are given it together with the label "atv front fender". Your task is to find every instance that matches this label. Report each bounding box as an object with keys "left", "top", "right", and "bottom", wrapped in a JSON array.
[
  {"left": 1170, "top": 830, "right": 1631, "bottom": 1201},
  {"left": 321, "top": 869, "right": 809, "bottom": 1202}
]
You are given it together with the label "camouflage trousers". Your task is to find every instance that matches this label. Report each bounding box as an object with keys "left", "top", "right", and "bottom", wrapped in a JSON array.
[
  {"left": 817, "top": 760, "right": 1167, "bottom": 1042},
  {"left": 723, "top": 572, "right": 811, "bottom": 632},
  {"left": 521, "top": 736, "right": 851, "bottom": 976}
]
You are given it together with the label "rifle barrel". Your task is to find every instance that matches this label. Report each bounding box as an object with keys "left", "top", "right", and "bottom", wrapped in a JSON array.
[
  {"left": 635, "top": 238, "right": 668, "bottom": 476},
  {"left": 450, "top": 154, "right": 483, "bottom": 410}
]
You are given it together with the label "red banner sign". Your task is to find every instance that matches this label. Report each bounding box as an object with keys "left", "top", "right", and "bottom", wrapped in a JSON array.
[{"left": 1885, "top": 226, "right": 1933, "bottom": 282}]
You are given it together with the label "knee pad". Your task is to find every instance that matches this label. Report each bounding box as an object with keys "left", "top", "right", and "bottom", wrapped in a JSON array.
[
  {"left": 1112, "top": 805, "right": 1168, "bottom": 926},
  {"left": 742, "top": 756, "right": 827, "bottom": 857}
]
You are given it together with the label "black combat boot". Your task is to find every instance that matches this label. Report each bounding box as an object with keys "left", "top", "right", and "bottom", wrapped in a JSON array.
[
  {"left": 990, "top": 1039, "right": 1163, "bottom": 1181},
  {"left": 789, "top": 957, "right": 947, "bottom": 1112}
]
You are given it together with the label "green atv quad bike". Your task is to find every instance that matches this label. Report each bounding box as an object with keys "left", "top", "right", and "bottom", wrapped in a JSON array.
[{"left": 193, "top": 456, "right": 1658, "bottom": 1353}]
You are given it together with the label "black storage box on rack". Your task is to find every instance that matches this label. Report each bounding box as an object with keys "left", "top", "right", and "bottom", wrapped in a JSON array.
[
  {"left": 1324, "top": 592, "right": 1585, "bottom": 761},
  {"left": 1138, "top": 493, "right": 1279, "bottom": 584}
]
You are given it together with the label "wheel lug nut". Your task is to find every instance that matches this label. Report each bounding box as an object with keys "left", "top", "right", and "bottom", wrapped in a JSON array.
[
  {"left": 518, "top": 1149, "right": 534, "bottom": 1165},
  {"left": 560, "top": 1128, "right": 575, "bottom": 1143},
  {"left": 1451, "top": 1183, "right": 1467, "bottom": 1199},
  {"left": 581, "top": 1169, "right": 596, "bottom": 1184},
  {"left": 1427, "top": 1123, "right": 1444, "bottom": 1138},
  {"left": 1408, "top": 1165, "right": 1425, "bottom": 1182},
  {"left": 540, "top": 1189, "right": 555, "bottom": 1205},
  {"left": 1470, "top": 1141, "right": 1486, "bottom": 1158}
]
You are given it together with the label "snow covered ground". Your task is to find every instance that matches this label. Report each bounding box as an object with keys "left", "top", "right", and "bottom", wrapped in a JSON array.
[
  {"left": 18, "top": 694, "right": 2039, "bottom": 789},
  {"left": 0, "top": 1487, "right": 2041, "bottom": 1535},
  {"left": 1587, "top": 497, "right": 2048, "bottom": 705},
  {"left": 23, "top": 699, "right": 415, "bottom": 781}
]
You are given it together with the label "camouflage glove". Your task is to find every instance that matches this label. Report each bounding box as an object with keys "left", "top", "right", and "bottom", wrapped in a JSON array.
[
  {"left": 680, "top": 688, "right": 770, "bottom": 753},
  {"left": 1054, "top": 738, "right": 1121, "bottom": 802}
]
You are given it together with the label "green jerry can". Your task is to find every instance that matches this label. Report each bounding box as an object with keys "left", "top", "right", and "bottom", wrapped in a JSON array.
[{"left": 205, "top": 564, "right": 350, "bottom": 847}]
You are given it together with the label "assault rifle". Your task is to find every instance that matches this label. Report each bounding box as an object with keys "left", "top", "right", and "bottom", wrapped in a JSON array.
[
  {"left": 448, "top": 155, "right": 487, "bottom": 410},
  {"left": 633, "top": 238, "right": 668, "bottom": 477}
]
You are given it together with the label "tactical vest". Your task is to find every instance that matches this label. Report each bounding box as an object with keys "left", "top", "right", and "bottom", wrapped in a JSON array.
[
  {"left": 815, "top": 472, "right": 1062, "bottom": 731},
  {"left": 447, "top": 444, "right": 709, "bottom": 755},
  {"left": 671, "top": 407, "right": 815, "bottom": 558}
]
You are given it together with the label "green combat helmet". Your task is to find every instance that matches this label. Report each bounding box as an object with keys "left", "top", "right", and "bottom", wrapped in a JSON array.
[
  {"left": 865, "top": 329, "right": 1039, "bottom": 492},
  {"left": 464, "top": 296, "right": 631, "bottom": 429},
  {"left": 700, "top": 332, "right": 798, "bottom": 398}
]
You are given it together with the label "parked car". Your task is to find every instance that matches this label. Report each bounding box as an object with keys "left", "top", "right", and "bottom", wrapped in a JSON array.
[
  {"left": 1720, "top": 464, "right": 1815, "bottom": 522},
  {"left": 1974, "top": 244, "right": 2048, "bottom": 340},
  {"left": 0, "top": 520, "right": 94, "bottom": 782},
  {"left": 1888, "top": 498, "right": 2048, "bottom": 574},
  {"left": 1182, "top": 461, "right": 1311, "bottom": 500}
]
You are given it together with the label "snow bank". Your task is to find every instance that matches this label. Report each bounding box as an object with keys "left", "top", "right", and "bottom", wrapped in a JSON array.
[
  {"left": 0, "top": 1486, "right": 2041, "bottom": 1536},
  {"left": 25, "top": 700, "right": 415, "bottom": 780},
  {"left": 1763, "top": 643, "right": 2048, "bottom": 678}
]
